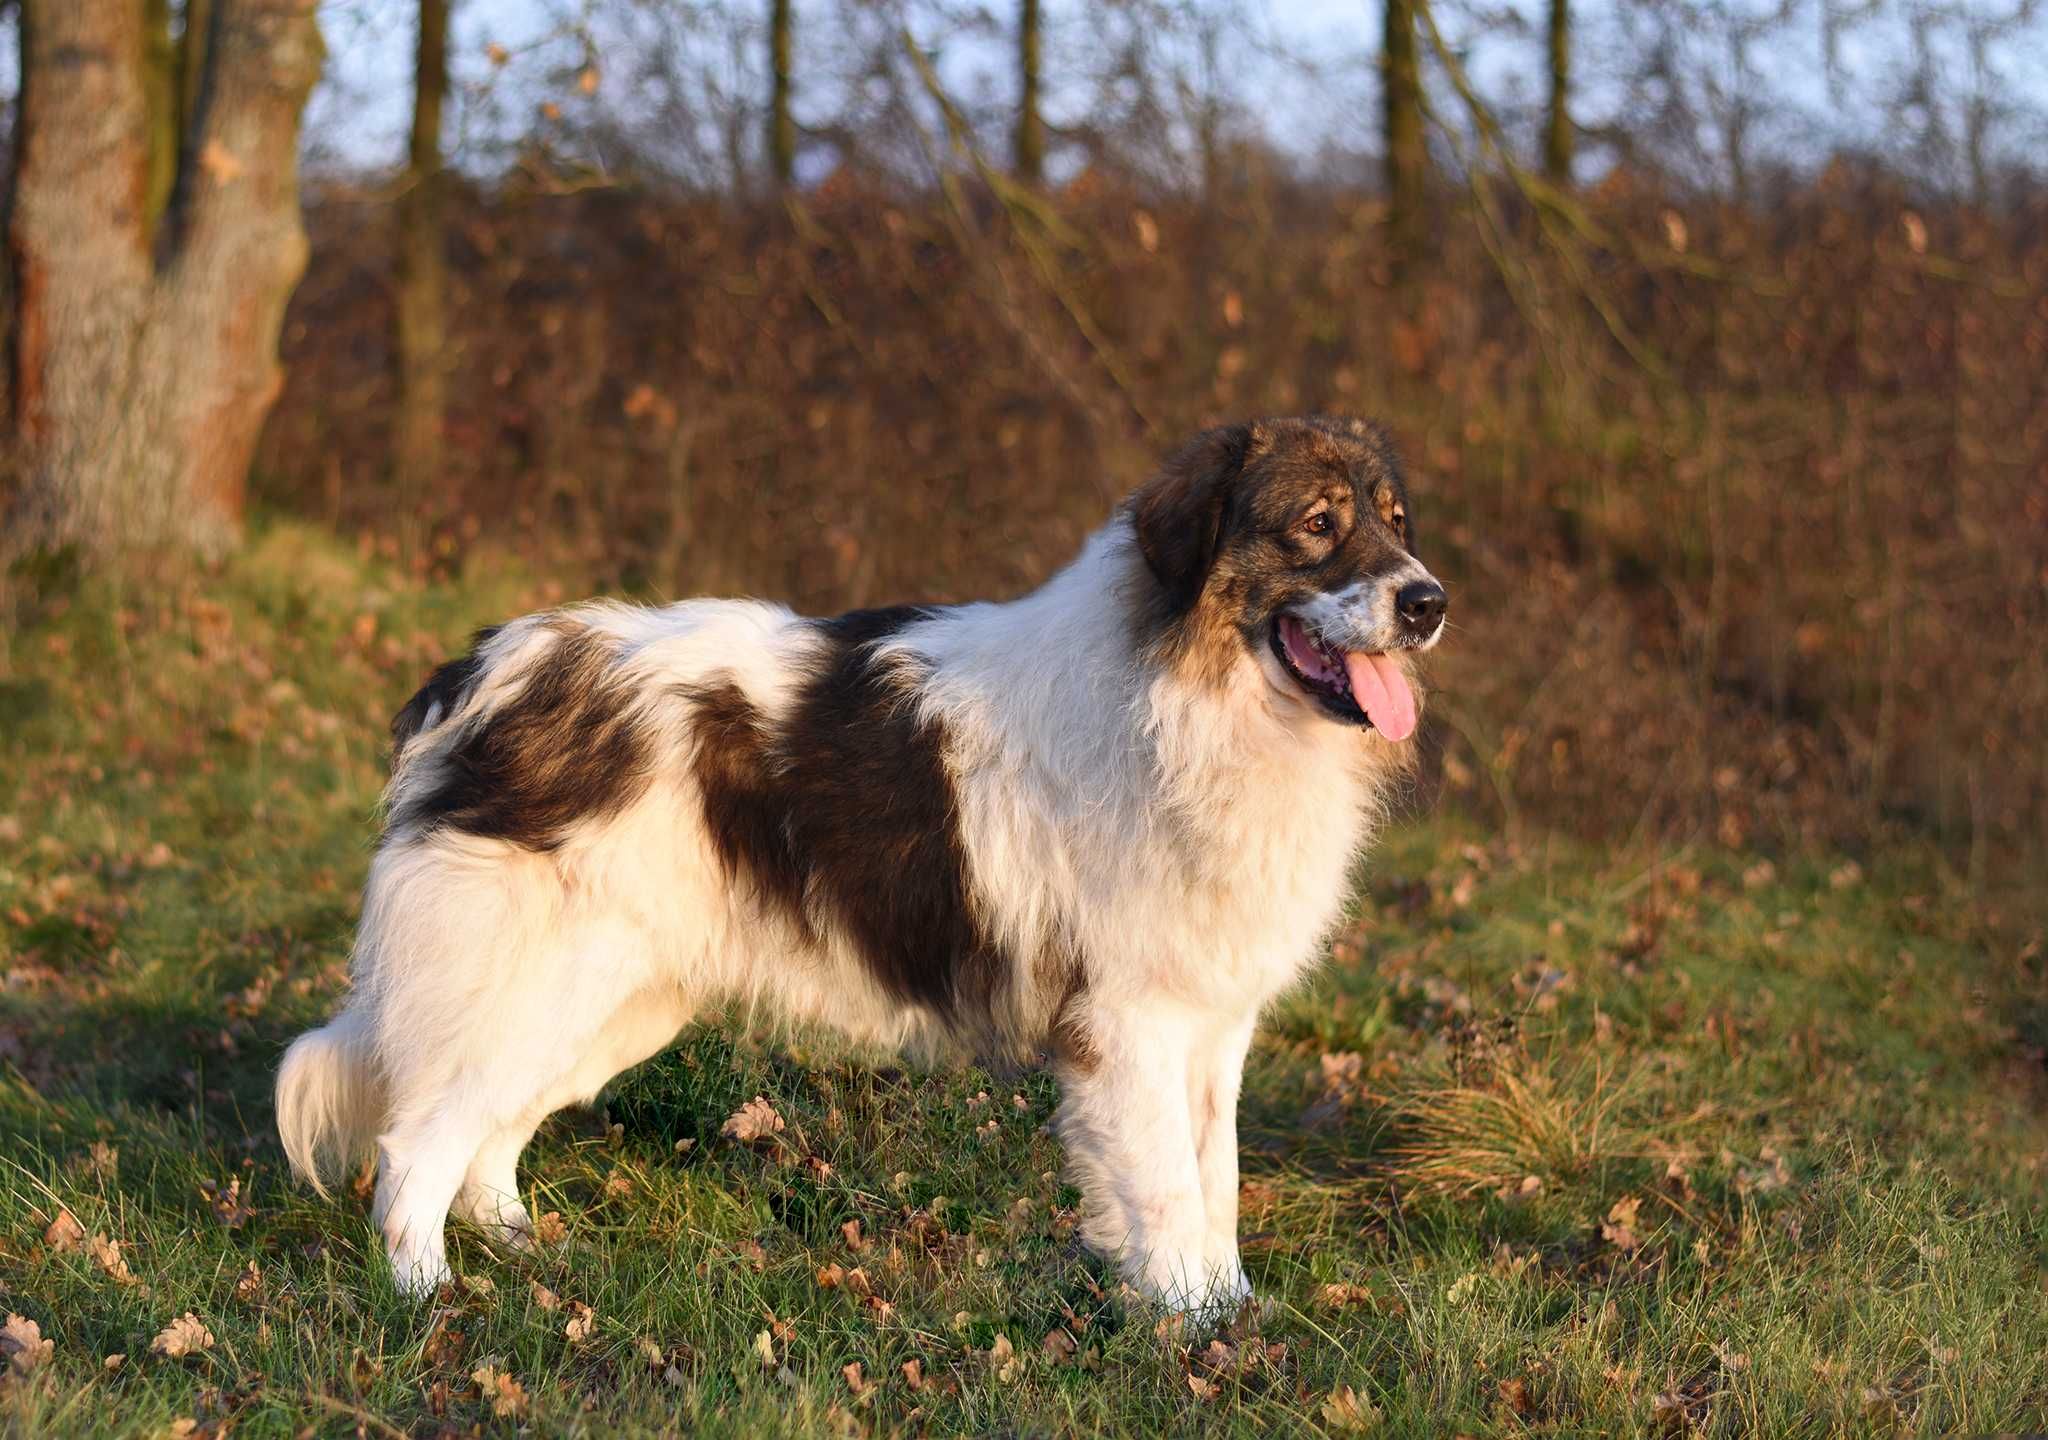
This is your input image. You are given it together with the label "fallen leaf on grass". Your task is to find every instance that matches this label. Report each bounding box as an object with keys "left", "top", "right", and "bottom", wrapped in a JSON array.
[
  {"left": 1602, "top": 1195, "right": 1643, "bottom": 1253},
  {"left": 531, "top": 1211, "right": 567, "bottom": 1246},
  {"left": 42, "top": 1210, "right": 85, "bottom": 1253},
  {"left": 989, "top": 1333, "right": 1020, "bottom": 1383},
  {"left": 901, "top": 1357, "right": 925, "bottom": 1390},
  {"left": 233, "top": 1261, "right": 264, "bottom": 1304},
  {"left": 471, "top": 1364, "right": 530, "bottom": 1418},
  {"left": 151, "top": 1313, "right": 215, "bottom": 1359},
  {"left": 564, "top": 1302, "right": 595, "bottom": 1345},
  {"left": 199, "top": 1177, "right": 256, "bottom": 1229},
  {"left": 3, "top": 1315, "right": 54, "bottom": 1375},
  {"left": 531, "top": 1281, "right": 560, "bottom": 1311},
  {"left": 1322, "top": 1384, "right": 1381, "bottom": 1431},
  {"left": 89, "top": 1234, "right": 137, "bottom": 1285},
  {"left": 723, "top": 1096, "right": 785, "bottom": 1142},
  {"left": 1318, "top": 1282, "right": 1375, "bottom": 1309}
]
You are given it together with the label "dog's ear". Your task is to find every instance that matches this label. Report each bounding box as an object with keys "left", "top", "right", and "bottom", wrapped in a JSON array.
[{"left": 1131, "top": 423, "right": 1262, "bottom": 611}]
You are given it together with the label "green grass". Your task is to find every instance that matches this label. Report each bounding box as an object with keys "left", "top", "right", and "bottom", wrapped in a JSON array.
[{"left": 1, "top": 523, "right": 2044, "bottom": 1436}]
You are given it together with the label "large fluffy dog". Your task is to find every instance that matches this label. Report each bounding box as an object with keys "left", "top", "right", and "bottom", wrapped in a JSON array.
[{"left": 277, "top": 415, "right": 1449, "bottom": 1311}]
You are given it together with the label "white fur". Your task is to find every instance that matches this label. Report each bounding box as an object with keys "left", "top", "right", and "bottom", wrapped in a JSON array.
[{"left": 276, "top": 516, "right": 1427, "bottom": 1311}]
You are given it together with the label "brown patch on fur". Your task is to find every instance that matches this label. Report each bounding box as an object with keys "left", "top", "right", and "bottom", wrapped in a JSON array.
[
  {"left": 392, "top": 621, "right": 655, "bottom": 851},
  {"left": 686, "top": 611, "right": 1012, "bottom": 1044}
]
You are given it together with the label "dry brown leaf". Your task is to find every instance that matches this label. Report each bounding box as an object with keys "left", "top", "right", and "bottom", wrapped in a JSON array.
[
  {"left": 1602, "top": 1195, "right": 1643, "bottom": 1253},
  {"left": 1318, "top": 1282, "right": 1375, "bottom": 1309},
  {"left": 88, "top": 1234, "right": 136, "bottom": 1285},
  {"left": 722, "top": 1096, "right": 785, "bottom": 1143},
  {"left": 43, "top": 1210, "right": 85, "bottom": 1253},
  {"left": 531, "top": 1281, "right": 560, "bottom": 1311},
  {"left": 564, "top": 1302, "right": 595, "bottom": 1345},
  {"left": 900, "top": 1357, "right": 925, "bottom": 1390},
  {"left": 471, "top": 1364, "right": 530, "bottom": 1418},
  {"left": 199, "top": 1177, "right": 255, "bottom": 1229},
  {"left": 151, "top": 1313, "right": 215, "bottom": 1359},
  {"left": 1322, "top": 1384, "right": 1381, "bottom": 1432},
  {"left": 2, "top": 1314, "right": 54, "bottom": 1375},
  {"left": 531, "top": 1211, "right": 567, "bottom": 1246},
  {"left": 233, "top": 1260, "right": 264, "bottom": 1304}
]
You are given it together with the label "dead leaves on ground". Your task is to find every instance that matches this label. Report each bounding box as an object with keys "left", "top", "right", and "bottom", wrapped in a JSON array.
[
  {"left": 723, "top": 1095, "right": 786, "bottom": 1143},
  {"left": 2, "top": 1315, "right": 54, "bottom": 1376},
  {"left": 471, "top": 1362, "right": 531, "bottom": 1418},
  {"left": 41, "top": 1209, "right": 85, "bottom": 1253},
  {"left": 151, "top": 1313, "right": 216, "bottom": 1360}
]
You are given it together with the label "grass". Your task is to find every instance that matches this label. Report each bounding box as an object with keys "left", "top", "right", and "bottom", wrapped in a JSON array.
[{"left": 1, "top": 522, "right": 2044, "bottom": 1436}]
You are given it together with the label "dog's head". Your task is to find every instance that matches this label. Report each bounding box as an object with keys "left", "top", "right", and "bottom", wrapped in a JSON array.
[{"left": 1129, "top": 415, "right": 1447, "bottom": 739}]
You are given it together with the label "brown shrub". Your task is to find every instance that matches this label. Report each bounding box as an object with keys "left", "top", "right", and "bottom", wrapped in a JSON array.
[{"left": 253, "top": 172, "right": 2048, "bottom": 893}]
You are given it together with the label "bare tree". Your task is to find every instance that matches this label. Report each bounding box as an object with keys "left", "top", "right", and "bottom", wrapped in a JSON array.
[
  {"left": 397, "top": 0, "right": 451, "bottom": 507},
  {"left": 1383, "top": 0, "right": 1428, "bottom": 254},
  {"left": 7, "top": 0, "right": 323, "bottom": 565},
  {"left": 769, "top": 0, "right": 795, "bottom": 185},
  {"left": 1015, "top": 0, "right": 1044, "bottom": 183},
  {"left": 1544, "top": 0, "right": 1571, "bottom": 183}
]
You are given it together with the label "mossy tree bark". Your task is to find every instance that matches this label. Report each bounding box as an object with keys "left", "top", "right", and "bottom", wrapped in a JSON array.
[
  {"left": 1014, "top": 0, "right": 1044, "bottom": 185},
  {"left": 1382, "top": 0, "right": 1429, "bottom": 261},
  {"left": 1544, "top": 0, "right": 1572, "bottom": 184},
  {"left": 396, "top": 0, "right": 450, "bottom": 509},
  {"left": 768, "top": 0, "right": 795, "bottom": 187},
  {"left": 7, "top": 0, "right": 323, "bottom": 567}
]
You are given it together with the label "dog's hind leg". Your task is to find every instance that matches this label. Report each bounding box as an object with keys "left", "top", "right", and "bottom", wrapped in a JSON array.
[
  {"left": 451, "top": 1120, "right": 539, "bottom": 1249},
  {"left": 372, "top": 1106, "right": 491, "bottom": 1297},
  {"left": 447, "top": 985, "right": 692, "bottom": 1251}
]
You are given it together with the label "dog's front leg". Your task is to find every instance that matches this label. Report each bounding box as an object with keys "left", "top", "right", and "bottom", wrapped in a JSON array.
[
  {"left": 1189, "top": 1012, "right": 1257, "bottom": 1309},
  {"left": 1054, "top": 997, "right": 1218, "bottom": 1313}
]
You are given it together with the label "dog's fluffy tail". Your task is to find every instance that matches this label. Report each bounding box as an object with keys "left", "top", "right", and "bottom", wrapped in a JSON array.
[{"left": 276, "top": 1007, "right": 383, "bottom": 1199}]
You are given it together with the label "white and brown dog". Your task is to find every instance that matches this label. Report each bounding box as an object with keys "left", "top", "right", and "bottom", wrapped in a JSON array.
[{"left": 277, "top": 415, "right": 1449, "bottom": 1311}]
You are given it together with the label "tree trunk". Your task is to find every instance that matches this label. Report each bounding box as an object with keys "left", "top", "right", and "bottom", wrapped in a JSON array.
[
  {"left": 7, "top": 0, "right": 322, "bottom": 566},
  {"left": 143, "top": 0, "right": 179, "bottom": 238},
  {"left": 1543, "top": 0, "right": 1572, "bottom": 184},
  {"left": 1382, "top": 0, "right": 1428, "bottom": 259},
  {"left": 397, "top": 0, "right": 450, "bottom": 510},
  {"left": 1013, "top": 0, "right": 1043, "bottom": 185},
  {"left": 768, "top": 0, "right": 795, "bottom": 187}
]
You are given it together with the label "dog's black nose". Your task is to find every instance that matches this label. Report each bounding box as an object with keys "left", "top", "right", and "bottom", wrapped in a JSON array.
[{"left": 1396, "top": 580, "right": 1447, "bottom": 633}]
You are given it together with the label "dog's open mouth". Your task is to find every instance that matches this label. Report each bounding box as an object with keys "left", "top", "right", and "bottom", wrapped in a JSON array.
[{"left": 1270, "top": 615, "right": 1418, "bottom": 740}]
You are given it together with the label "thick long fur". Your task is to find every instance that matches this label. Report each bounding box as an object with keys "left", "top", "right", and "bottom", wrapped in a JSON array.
[
  {"left": 276, "top": 1009, "right": 381, "bottom": 1199},
  {"left": 279, "top": 415, "right": 1446, "bottom": 1310}
]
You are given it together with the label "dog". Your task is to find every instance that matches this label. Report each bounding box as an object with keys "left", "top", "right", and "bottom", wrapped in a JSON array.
[{"left": 276, "top": 414, "right": 1449, "bottom": 1312}]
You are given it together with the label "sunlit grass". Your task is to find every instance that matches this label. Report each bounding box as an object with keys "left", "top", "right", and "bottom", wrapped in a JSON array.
[{"left": 1, "top": 522, "right": 2043, "bottom": 1436}]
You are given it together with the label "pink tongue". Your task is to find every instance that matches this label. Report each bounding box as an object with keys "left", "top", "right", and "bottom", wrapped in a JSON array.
[{"left": 1343, "top": 651, "right": 1417, "bottom": 741}]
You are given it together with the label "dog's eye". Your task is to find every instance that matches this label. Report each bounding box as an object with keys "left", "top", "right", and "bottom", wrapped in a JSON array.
[{"left": 1303, "top": 512, "right": 1333, "bottom": 536}]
